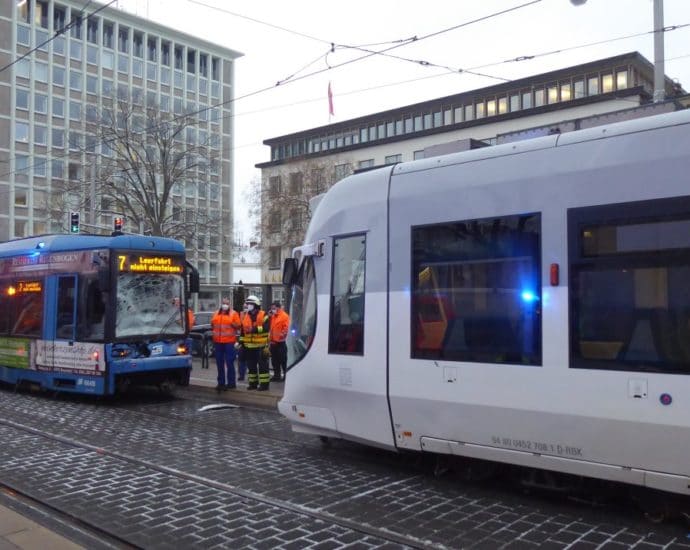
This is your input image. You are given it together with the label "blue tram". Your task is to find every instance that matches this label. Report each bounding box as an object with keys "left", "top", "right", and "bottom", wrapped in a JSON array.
[{"left": 0, "top": 233, "right": 199, "bottom": 395}]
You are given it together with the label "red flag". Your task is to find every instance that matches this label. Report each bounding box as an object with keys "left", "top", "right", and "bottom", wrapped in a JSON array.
[{"left": 328, "top": 81, "right": 334, "bottom": 116}]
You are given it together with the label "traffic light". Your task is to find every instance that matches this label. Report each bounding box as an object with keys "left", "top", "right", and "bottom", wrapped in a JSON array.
[
  {"left": 69, "top": 212, "right": 80, "bottom": 233},
  {"left": 113, "top": 217, "right": 124, "bottom": 234}
]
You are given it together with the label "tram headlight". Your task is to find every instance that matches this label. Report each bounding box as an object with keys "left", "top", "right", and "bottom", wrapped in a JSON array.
[{"left": 177, "top": 343, "right": 189, "bottom": 355}]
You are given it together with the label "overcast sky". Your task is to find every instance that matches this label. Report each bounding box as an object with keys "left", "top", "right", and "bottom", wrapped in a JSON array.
[{"left": 114, "top": 0, "right": 690, "bottom": 237}]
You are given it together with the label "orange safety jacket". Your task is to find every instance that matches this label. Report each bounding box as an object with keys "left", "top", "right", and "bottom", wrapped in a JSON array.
[
  {"left": 269, "top": 310, "right": 290, "bottom": 343},
  {"left": 187, "top": 308, "right": 195, "bottom": 329},
  {"left": 211, "top": 310, "right": 240, "bottom": 344},
  {"left": 240, "top": 310, "right": 268, "bottom": 348}
]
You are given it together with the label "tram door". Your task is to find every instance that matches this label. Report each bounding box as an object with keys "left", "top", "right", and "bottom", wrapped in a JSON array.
[{"left": 51, "top": 275, "right": 78, "bottom": 372}]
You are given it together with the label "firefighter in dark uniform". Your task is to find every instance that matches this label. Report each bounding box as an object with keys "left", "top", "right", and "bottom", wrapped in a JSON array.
[{"left": 240, "top": 295, "right": 271, "bottom": 390}]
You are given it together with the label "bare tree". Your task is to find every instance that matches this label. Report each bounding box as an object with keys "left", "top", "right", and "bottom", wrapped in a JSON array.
[
  {"left": 246, "top": 158, "right": 353, "bottom": 269},
  {"left": 45, "top": 92, "right": 221, "bottom": 246}
]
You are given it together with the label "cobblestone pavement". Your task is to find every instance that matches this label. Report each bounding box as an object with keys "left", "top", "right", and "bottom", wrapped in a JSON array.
[{"left": 0, "top": 387, "right": 688, "bottom": 549}]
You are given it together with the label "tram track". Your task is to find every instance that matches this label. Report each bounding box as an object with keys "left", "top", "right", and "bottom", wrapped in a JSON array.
[{"left": 0, "top": 415, "right": 440, "bottom": 549}]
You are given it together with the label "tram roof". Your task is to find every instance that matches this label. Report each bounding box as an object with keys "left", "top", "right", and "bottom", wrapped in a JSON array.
[{"left": 0, "top": 234, "right": 185, "bottom": 258}]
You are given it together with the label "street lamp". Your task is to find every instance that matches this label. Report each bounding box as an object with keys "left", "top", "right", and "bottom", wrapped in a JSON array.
[{"left": 570, "top": 0, "right": 666, "bottom": 102}]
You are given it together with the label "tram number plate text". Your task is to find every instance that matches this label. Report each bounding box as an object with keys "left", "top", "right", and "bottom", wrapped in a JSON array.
[{"left": 491, "top": 436, "right": 582, "bottom": 457}]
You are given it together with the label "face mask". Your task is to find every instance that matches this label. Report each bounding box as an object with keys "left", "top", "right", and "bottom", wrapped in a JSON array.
[
  {"left": 247, "top": 304, "right": 255, "bottom": 311},
  {"left": 270, "top": 308, "right": 276, "bottom": 315},
  {"left": 221, "top": 304, "right": 229, "bottom": 311}
]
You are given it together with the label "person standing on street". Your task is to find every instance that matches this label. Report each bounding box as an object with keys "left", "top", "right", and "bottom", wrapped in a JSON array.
[
  {"left": 269, "top": 301, "right": 289, "bottom": 382},
  {"left": 211, "top": 297, "right": 241, "bottom": 391},
  {"left": 235, "top": 302, "right": 249, "bottom": 381},
  {"left": 240, "top": 295, "right": 270, "bottom": 391}
]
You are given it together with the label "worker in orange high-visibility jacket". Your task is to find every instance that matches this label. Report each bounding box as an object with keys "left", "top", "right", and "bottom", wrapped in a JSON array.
[
  {"left": 268, "top": 301, "right": 290, "bottom": 382},
  {"left": 239, "top": 295, "right": 270, "bottom": 391},
  {"left": 211, "top": 297, "right": 241, "bottom": 391}
]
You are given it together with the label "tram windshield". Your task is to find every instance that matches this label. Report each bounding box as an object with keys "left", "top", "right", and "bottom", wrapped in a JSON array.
[
  {"left": 287, "top": 257, "right": 317, "bottom": 367},
  {"left": 115, "top": 272, "right": 186, "bottom": 338}
]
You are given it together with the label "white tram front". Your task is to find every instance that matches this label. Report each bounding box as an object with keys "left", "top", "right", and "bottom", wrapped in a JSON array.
[{"left": 280, "top": 109, "right": 690, "bottom": 497}]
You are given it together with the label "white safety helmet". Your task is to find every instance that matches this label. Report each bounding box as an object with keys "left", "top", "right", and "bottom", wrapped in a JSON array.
[{"left": 245, "top": 295, "right": 260, "bottom": 306}]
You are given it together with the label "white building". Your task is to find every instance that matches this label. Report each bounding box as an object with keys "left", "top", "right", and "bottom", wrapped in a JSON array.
[{"left": 0, "top": 0, "right": 242, "bottom": 305}]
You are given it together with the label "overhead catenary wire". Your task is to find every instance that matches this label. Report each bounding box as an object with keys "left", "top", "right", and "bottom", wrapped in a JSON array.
[{"left": 1, "top": 2, "right": 688, "bottom": 181}]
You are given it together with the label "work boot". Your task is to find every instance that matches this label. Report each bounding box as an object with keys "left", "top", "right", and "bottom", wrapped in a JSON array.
[
  {"left": 257, "top": 383, "right": 269, "bottom": 392},
  {"left": 247, "top": 383, "right": 258, "bottom": 390}
]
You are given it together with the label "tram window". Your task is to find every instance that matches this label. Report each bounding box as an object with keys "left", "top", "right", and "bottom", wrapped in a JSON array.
[
  {"left": 411, "top": 214, "right": 542, "bottom": 365},
  {"left": 78, "top": 276, "right": 106, "bottom": 340},
  {"left": 11, "top": 280, "right": 44, "bottom": 337},
  {"left": 329, "top": 234, "right": 366, "bottom": 355},
  {"left": 0, "top": 282, "right": 11, "bottom": 335},
  {"left": 570, "top": 197, "right": 690, "bottom": 374},
  {"left": 56, "top": 276, "right": 76, "bottom": 339}
]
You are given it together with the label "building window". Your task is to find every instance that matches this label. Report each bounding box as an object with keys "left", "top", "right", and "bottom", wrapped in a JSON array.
[
  {"left": 70, "top": 15, "right": 82, "bottom": 38},
  {"left": 547, "top": 84, "right": 558, "bottom": 104},
  {"left": 34, "top": 93, "right": 48, "bottom": 113},
  {"left": 534, "top": 89, "right": 545, "bottom": 107},
  {"left": 268, "top": 176, "right": 281, "bottom": 198},
  {"left": 587, "top": 75, "right": 599, "bottom": 95},
  {"left": 17, "top": 25, "right": 30, "bottom": 46},
  {"left": 35, "top": 62, "right": 48, "bottom": 82},
  {"left": 498, "top": 97, "right": 508, "bottom": 114},
  {"left": 269, "top": 211, "right": 281, "bottom": 233},
  {"left": 569, "top": 197, "right": 690, "bottom": 374},
  {"left": 187, "top": 49, "right": 196, "bottom": 73},
  {"left": 509, "top": 94, "right": 520, "bottom": 112},
  {"left": 52, "top": 159, "right": 64, "bottom": 178},
  {"left": 103, "top": 21, "right": 113, "bottom": 48},
  {"left": 68, "top": 162, "right": 81, "bottom": 180},
  {"left": 54, "top": 5, "right": 66, "bottom": 32},
  {"left": 269, "top": 247, "right": 281, "bottom": 269},
  {"left": 15, "top": 121, "right": 29, "bottom": 142},
  {"left": 413, "top": 150, "right": 424, "bottom": 160},
  {"left": 87, "top": 18, "right": 98, "bottom": 44},
  {"left": 385, "top": 154, "right": 402, "bottom": 165},
  {"left": 52, "top": 98, "right": 64, "bottom": 118},
  {"left": 174, "top": 45, "right": 183, "bottom": 70},
  {"left": 118, "top": 27, "right": 129, "bottom": 53},
  {"left": 133, "top": 32, "right": 143, "bottom": 58},
  {"left": 602, "top": 73, "right": 614, "bottom": 93},
  {"left": 289, "top": 172, "right": 303, "bottom": 195},
  {"left": 34, "top": 126, "right": 47, "bottom": 145},
  {"left": 476, "top": 102, "right": 485, "bottom": 118},
  {"left": 211, "top": 57, "right": 220, "bottom": 80},
  {"left": 36, "top": 1, "right": 49, "bottom": 27},
  {"left": 52, "top": 128, "right": 64, "bottom": 148},
  {"left": 336, "top": 163, "right": 352, "bottom": 179},
  {"left": 329, "top": 234, "right": 365, "bottom": 355},
  {"left": 16, "top": 89, "right": 29, "bottom": 110},
  {"left": 14, "top": 188, "right": 28, "bottom": 206},
  {"left": 357, "top": 160, "right": 373, "bottom": 170},
  {"left": 464, "top": 104, "right": 474, "bottom": 121},
  {"left": 161, "top": 41, "right": 170, "bottom": 65},
  {"left": 616, "top": 70, "right": 628, "bottom": 90},
  {"left": 147, "top": 37, "right": 157, "bottom": 61},
  {"left": 69, "top": 101, "right": 81, "bottom": 120},
  {"left": 69, "top": 70, "right": 82, "bottom": 91},
  {"left": 574, "top": 80, "right": 585, "bottom": 100},
  {"left": 486, "top": 99, "right": 496, "bottom": 116},
  {"left": 412, "top": 213, "right": 542, "bottom": 365}
]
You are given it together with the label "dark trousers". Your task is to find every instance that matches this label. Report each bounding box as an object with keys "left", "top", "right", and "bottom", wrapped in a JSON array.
[
  {"left": 245, "top": 347, "right": 270, "bottom": 389},
  {"left": 237, "top": 346, "right": 247, "bottom": 380},
  {"left": 270, "top": 341, "right": 287, "bottom": 379},
  {"left": 214, "top": 342, "right": 236, "bottom": 387}
]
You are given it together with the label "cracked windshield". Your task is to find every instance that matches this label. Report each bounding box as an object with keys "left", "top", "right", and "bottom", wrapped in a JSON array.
[{"left": 115, "top": 273, "right": 185, "bottom": 338}]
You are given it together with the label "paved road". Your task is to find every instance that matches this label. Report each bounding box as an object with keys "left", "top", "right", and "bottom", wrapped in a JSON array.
[{"left": 0, "top": 386, "right": 688, "bottom": 549}]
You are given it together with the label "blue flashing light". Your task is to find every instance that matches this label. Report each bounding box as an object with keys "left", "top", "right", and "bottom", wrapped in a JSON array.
[
  {"left": 36, "top": 241, "right": 45, "bottom": 249},
  {"left": 521, "top": 290, "right": 539, "bottom": 303}
]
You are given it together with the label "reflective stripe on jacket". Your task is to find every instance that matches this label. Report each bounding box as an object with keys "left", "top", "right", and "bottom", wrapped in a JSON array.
[
  {"left": 211, "top": 310, "right": 240, "bottom": 343},
  {"left": 240, "top": 310, "right": 268, "bottom": 348},
  {"left": 269, "top": 310, "right": 290, "bottom": 343}
]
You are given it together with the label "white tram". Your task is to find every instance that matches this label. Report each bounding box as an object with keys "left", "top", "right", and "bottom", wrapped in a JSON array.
[{"left": 280, "top": 109, "right": 690, "bottom": 497}]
